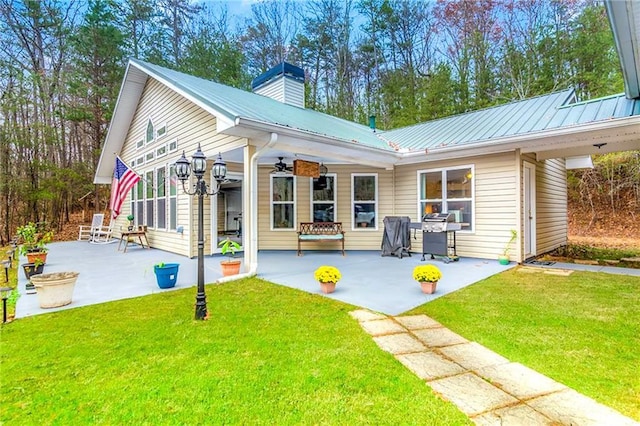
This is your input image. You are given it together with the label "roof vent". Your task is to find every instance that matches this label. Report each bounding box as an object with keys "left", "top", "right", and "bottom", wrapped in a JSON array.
[{"left": 251, "top": 62, "right": 305, "bottom": 108}]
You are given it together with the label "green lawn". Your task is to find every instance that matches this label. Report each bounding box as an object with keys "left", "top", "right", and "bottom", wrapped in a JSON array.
[
  {"left": 1, "top": 279, "right": 469, "bottom": 425},
  {"left": 407, "top": 268, "right": 640, "bottom": 421}
]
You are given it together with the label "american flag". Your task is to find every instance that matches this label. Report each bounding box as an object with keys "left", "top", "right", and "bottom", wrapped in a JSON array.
[{"left": 110, "top": 156, "right": 140, "bottom": 218}]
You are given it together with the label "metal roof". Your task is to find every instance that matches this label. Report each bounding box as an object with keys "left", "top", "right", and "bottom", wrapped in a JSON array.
[
  {"left": 605, "top": 0, "right": 640, "bottom": 99},
  {"left": 381, "top": 90, "right": 640, "bottom": 151},
  {"left": 130, "top": 59, "right": 390, "bottom": 151}
]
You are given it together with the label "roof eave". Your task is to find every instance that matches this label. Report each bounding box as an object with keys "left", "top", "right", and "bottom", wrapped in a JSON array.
[{"left": 605, "top": 0, "right": 640, "bottom": 99}]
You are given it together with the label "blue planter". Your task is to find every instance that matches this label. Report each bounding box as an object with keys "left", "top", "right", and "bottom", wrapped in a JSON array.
[{"left": 154, "top": 263, "right": 179, "bottom": 288}]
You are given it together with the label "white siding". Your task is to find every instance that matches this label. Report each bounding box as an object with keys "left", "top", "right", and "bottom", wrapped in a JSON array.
[
  {"left": 253, "top": 77, "right": 305, "bottom": 108},
  {"left": 119, "top": 78, "right": 247, "bottom": 257},
  {"left": 531, "top": 156, "right": 568, "bottom": 253}
]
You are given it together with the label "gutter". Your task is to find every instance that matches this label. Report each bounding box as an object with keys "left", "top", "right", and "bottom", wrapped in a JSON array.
[{"left": 215, "top": 132, "right": 279, "bottom": 283}]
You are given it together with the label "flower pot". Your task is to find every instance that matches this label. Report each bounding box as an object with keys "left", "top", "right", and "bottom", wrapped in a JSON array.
[
  {"left": 154, "top": 263, "right": 179, "bottom": 288},
  {"left": 420, "top": 281, "right": 437, "bottom": 294},
  {"left": 221, "top": 259, "right": 241, "bottom": 277},
  {"left": 319, "top": 282, "right": 336, "bottom": 294},
  {"left": 26, "top": 252, "right": 47, "bottom": 265},
  {"left": 498, "top": 256, "right": 510, "bottom": 265},
  {"left": 31, "top": 272, "right": 79, "bottom": 308},
  {"left": 22, "top": 262, "right": 45, "bottom": 280}
]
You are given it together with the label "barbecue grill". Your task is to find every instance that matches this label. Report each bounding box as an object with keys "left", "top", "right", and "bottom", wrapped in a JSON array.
[{"left": 410, "top": 213, "right": 461, "bottom": 263}]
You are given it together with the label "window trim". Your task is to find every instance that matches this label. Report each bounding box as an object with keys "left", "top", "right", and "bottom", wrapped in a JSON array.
[
  {"left": 145, "top": 118, "right": 155, "bottom": 145},
  {"left": 270, "top": 174, "right": 296, "bottom": 231},
  {"left": 155, "top": 165, "right": 167, "bottom": 230},
  {"left": 351, "top": 173, "right": 378, "bottom": 231},
  {"left": 416, "top": 165, "right": 475, "bottom": 233},
  {"left": 156, "top": 123, "right": 167, "bottom": 140},
  {"left": 309, "top": 173, "right": 337, "bottom": 222},
  {"left": 168, "top": 164, "right": 177, "bottom": 231}
]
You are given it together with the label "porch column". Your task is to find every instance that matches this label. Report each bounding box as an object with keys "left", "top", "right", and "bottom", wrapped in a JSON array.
[{"left": 243, "top": 145, "right": 257, "bottom": 272}]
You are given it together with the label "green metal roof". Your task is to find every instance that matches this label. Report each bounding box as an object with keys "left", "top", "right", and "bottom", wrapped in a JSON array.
[{"left": 132, "top": 59, "right": 390, "bottom": 151}]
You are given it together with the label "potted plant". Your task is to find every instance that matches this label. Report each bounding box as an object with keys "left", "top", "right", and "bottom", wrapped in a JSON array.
[
  {"left": 127, "top": 214, "right": 135, "bottom": 231},
  {"left": 413, "top": 264, "right": 442, "bottom": 294},
  {"left": 498, "top": 229, "right": 518, "bottom": 265},
  {"left": 22, "top": 257, "right": 45, "bottom": 294},
  {"left": 153, "top": 262, "right": 180, "bottom": 288},
  {"left": 16, "top": 222, "right": 53, "bottom": 264},
  {"left": 313, "top": 265, "right": 342, "bottom": 294},
  {"left": 30, "top": 271, "right": 79, "bottom": 309},
  {"left": 218, "top": 238, "right": 242, "bottom": 276}
]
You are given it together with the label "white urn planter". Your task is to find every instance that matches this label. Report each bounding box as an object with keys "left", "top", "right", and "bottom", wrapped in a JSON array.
[{"left": 30, "top": 272, "right": 79, "bottom": 308}]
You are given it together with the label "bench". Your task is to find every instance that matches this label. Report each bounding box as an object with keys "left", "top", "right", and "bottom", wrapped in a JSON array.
[{"left": 297, "top": 222, "right": 345, "bottom": 256}]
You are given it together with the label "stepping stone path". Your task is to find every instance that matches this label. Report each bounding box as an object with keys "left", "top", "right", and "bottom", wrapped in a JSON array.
[{"left": 350, "top": 309, "right": 639, "bottom": 426}]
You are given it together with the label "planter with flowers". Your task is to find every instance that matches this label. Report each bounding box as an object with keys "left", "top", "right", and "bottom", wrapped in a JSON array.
[
  {"left": 314, "top": 265, "right": 341, "bottom": 294},
  {"left": 218, "top": 238, "right": 242, "bottom": 276},
  {"left": 17, "top": 222, "right": 53, "bottom": 265},
  {"left": 413, "top": 264, "right": 442, "bottom": 294},
  {"left": 127, "top": 214, "right": 135, "bottom": 231}
]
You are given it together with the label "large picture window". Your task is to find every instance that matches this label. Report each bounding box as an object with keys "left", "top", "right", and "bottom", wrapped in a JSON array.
[
  {"left": 156, "top": 167, "right": 166, "bottom": 229},
  {"left": 271, "top": 175, "right": 295, "bottom": 229},
  {"left": 352, "top": 174, "right": 377, "bottom": 230},
  {"left": 311, "top": 174, "right": 336, "bottom": 222},
  {"left": 418, "top": 166, "right": 474, "bottom": 231}
]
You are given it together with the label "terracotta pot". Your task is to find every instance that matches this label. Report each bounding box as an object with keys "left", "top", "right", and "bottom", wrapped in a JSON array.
[
  {"left": 319, "top": 282, "right": 336, "bottom": 294},
  {"left": 26, "top": 252, "right": 47, "bottom": 265},
  {"left": 220, "top": 259, "right": 241, "bottom": 277},
  {"left": 31, "top": 271, "right": 79, "bottom": 308},
  {"left": 420, "top": 281, "right": 437, "bottom": 294}
]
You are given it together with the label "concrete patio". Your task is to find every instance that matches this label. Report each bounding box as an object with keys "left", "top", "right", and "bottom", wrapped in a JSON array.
[{"left": 15, "top": 240, "right": 515, "bottom": 318}]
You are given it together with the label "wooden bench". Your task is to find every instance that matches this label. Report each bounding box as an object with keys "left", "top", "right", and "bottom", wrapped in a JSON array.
[{"left": 297, "top": 222, "right": 345, "bottom": 256}]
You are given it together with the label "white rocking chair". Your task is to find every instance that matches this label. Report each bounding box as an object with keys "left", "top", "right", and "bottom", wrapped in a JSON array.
[
  {"left": 78, "top": 213, "right": 104, "bottom": 241},
  {"left": 90, "top": 218, "right": 115, "bottom": 244}
]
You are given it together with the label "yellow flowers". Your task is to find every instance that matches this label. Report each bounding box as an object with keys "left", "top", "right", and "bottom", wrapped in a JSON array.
[
  {"left": 314, "top": 265, "right": 342, "bottom": 284},
  {"left": 412, "top": 264, "right": 442, "bottom": 283}
]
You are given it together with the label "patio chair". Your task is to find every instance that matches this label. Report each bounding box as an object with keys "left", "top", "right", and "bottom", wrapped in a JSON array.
[
  {"left": 78, "top": 213, "right": 104, "bottom": 241},
  {"left": 89, "top": 218, "right": 115, "bottom": 244}
]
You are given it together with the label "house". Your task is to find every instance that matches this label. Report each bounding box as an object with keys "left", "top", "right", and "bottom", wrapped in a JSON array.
[{"left": 95, "top": 2, "right": 640, "bottom": 275}]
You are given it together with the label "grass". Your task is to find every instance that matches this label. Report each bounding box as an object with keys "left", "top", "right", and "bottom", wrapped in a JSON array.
[
  {"left": 0, "top": 278, "right": 469, "bottom": 425},
  {"left": 407, "top": 267, "right": 640, "bottom": 421}
]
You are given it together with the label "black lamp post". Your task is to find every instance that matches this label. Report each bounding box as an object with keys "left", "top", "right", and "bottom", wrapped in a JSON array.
[
  {"left": 175, "top": 144, "right": 227, "bottom": 320},
  {"left": 1, "top": 286, "right": 12, "bottom": 323}
]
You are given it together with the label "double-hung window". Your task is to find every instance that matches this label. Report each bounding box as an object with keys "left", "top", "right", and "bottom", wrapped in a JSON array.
[
  {"left": 271, "top": 175, "right": 295, "bottom": 229},
  {"left": 311, "top": 175, "right": 336, "bottom": 222},
  {"left": 418, "top": 166, "right": 474, "bottom": 231},
  {"left": 145, "top": 170, "right": 154, "bottom": 228},
  {"left": 352, "top": 174, "right": 377, "bottom": 229},
  {"left": 156, "top": 167, "right": 166, "bottom": 229},
  {"left": 168, "top": 165, "right": 177, "bottom": 231}
]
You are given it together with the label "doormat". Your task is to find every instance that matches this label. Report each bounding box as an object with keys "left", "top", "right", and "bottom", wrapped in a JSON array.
[{"left": 525, "top": 259, "right": 556, "bottom": 266}]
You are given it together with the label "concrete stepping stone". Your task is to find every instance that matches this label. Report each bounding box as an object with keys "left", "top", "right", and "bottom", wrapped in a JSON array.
[
  {"left": 439, "top": 342, "right": 509, "bottom": 371},
  {"left": 395, "top": 314, "right": 442, "bottom": 330},
  {"left": 372, "top": 333, "right": 427, "bottom": 355},
  {"left": 396, "top": 351, "right": 465, "bottom": 380},
  {"left": 477, "top": 362, "right": 567, "bottom": 400},
  {"left": 413, "top": 327, "right": 468, "bottom": 348},
  {"left": 472, "top": 403, "right": 554, "bottom": 425},
  {"left": 429, "top": 372, "right": 518, "bottom": 416},
  {"left": 349, "top": 309, "right": 386, "bottom": 322},
  {"left": 359, "top": 318, "right": 406, "bottom": 336},
  {"left": 526, "top": 389, "right": 640, "bottom": 426}
]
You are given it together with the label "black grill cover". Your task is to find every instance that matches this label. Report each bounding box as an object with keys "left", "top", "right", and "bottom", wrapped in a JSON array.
[{"left": 381, "top": 216, "right": 412, "bottom": 258}]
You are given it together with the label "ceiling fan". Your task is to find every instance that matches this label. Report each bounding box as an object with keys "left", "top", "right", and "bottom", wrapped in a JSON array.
[{"left": 271, "top": 157, "right": 293, "bottom": 174}]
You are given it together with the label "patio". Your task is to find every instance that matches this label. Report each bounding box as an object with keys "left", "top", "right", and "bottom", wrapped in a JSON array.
[{"left": 15, "top": 241, "right": 515, "bottom": 318}]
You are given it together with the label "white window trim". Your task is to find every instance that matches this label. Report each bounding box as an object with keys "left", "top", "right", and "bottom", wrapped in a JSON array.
[
  {"left": 416, "top": 164, "right": 475, "bottom": 233},
  {"left": 156, "top": 123, "right": 167, "bottom": 140},
  {"left": 145, "top": 170, "right": 155, "bottom": 229},
  {"left": 156, "top": 145, "right": 167, "bottom": 158},
  {"left": 155, "top": 165, "right": 167, "bottom": 231},
  {"left": 168, "top": 164, "right": 177, "bottom": 231},
  {"left": 351, "top": 173, "right": 378, "bottom": 231},
  {"left": 136, "top": 139, "right": 144, "bottom": 150},
  {"left": 145, "top": 118, "right": 155, "bottom": 145},
  {"left": 309, "top": 173, "right": 337, "bottom": 222},
  {"left": 168, "top": 139, "right": 178, "bottom": 153},
  {"left": 270, "top": 174, "right": 296, "bottom": 231}
]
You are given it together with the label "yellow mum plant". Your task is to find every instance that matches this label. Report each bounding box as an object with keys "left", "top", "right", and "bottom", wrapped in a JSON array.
[
  {"left": 314, "top": 265, "right": 342, "bottom": 284},
  {"left": 412, "top": 264, "right": 442, "bottom": 283}
]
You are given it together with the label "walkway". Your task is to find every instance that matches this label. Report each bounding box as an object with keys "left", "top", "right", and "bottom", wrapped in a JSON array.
[{"left": 351, "top": 309, "right": 639, "bottom": 426}]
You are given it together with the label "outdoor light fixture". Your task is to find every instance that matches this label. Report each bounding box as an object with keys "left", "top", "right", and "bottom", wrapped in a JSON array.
[
  {"left": 175, "top": 144, "right": 227, "bottom": 320},
  {"left": 1, "top": 286, "right": 12, "bottom": 323}
]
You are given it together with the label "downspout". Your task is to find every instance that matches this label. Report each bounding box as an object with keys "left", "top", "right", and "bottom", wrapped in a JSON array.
[{"left": 216, "top": 132, "right": 278, "bottom": 283}]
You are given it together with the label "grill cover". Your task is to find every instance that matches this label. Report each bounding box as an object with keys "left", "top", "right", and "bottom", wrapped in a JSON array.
[{"left": 381, "top": 216, "right": 412, "bottom": 258}]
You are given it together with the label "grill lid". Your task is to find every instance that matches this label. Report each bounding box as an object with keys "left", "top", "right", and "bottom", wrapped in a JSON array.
[{"left": 422, "top": 213, "right": 454, "bottom": 222}]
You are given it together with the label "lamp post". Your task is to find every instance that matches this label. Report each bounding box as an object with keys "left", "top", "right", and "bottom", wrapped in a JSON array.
[
  {"left": 175, "top": 144, "right": 227, "bottom": 320},
  {"left": 1, "top": 286, "right": 12, "bottom": 323}
]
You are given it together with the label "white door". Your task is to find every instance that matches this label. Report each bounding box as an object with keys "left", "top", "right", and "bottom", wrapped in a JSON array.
[
  {"left": 211, "top": 172, "right": 243, "bottom": 254},
  {"left": 523, "top": 162, "right": 536, "bottom": 259}
]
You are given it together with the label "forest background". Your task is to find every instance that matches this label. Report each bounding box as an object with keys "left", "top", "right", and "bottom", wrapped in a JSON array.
[{"left": 0, "top": 0, "right": 638, "bottom": 245}]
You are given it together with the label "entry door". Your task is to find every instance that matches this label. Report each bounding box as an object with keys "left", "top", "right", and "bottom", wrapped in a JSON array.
[
  {"left": 523, "top": 162, "right": 536, "bottom": 258},
  {"left": 211, "top": 172, "right": 243, "bottom": 254}
]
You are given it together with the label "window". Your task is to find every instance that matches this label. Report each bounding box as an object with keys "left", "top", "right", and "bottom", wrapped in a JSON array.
[
  {"left": 271, "top": 175, "right": 295, "bottom": 229},
  {"left": 352, "top": 174, "right": 377, "bottom": 229},
  {"left": 156, "top": 124, "right": 167, "bottom": 139},
  {"left": 145, "top": 170, "right": 154, "bottom": 228},
  {"left": 168, "top": 165, "right": 177, "bottom": 231},
  {"left": 418, "top": 166, "right": 474, "bottom": 231},
  {"left": 156, "top": 167, "right": 166, "bottom": 229},
  {"left": 136, "top": 139, "right": 144, "bottom": 149},
  {"left": 145, "top": 151, "right": 155, "bottom": 163},
  {"left": 146, "top": 119, "right": 154, "bottom": 144},
  {"left": 135, "top": 180, "right": 144, "bottom": 227},
  {"left": 136, "top": 156, "right": 144, "bottom": 166},
  {"left": 156, "top": 145, "right": 167, "bottom": 158},
  {"left": 311, "top": 174, "right": 336, "bottom": 222},
  {"left": 168, "top": 139, "right": 178, "bottom": 152}
]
